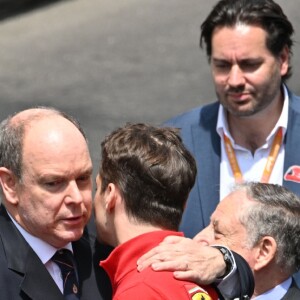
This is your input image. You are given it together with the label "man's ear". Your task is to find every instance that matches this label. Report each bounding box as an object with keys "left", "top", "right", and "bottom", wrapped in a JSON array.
[
  {"left": 104, "top": 183, "right": 121, "bottom": 213},
  {"left": 279, "top": 45, "right": 290, "bottom": 77},
  {"left": 0, "top": 167, "right": 19, "bottom": 205},
  {"left": 253, "top": 236, "right": 277, "bottom": 271}
]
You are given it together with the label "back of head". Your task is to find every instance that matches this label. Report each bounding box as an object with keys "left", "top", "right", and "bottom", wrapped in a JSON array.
[
  {"left": 99, "top": 123, "right": 197, "bottom": 230},
  {"left": 200, "top": 0, "right": 294, "bottom": 81},
  {"left": 238, "top": 182, "right": 300, "bottom": 275}
]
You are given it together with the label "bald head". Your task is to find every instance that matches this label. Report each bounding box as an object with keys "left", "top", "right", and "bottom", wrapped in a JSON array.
[{"left": 0, "top": 107, "right": 87, "bottom": 181}]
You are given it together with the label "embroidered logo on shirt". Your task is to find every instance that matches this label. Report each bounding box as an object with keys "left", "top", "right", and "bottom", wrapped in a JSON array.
[
  {"left": 185, "top": 285, "right": 213, "bottom": 300},
  {"left": 284, "top": 165, "right": 300, "bottom": 183}
]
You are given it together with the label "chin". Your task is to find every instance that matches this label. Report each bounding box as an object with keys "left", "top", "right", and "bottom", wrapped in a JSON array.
[
  {"left": 64, "top": 229, "right": 85, "bottom": 243},
  {"left": 228, "top": 106, "right": 256, "bottom": 117}
]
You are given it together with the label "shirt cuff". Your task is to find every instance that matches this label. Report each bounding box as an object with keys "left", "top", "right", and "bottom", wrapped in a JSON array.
[{"left": 212, "top": 245, "right": 239, "bottom": 299}]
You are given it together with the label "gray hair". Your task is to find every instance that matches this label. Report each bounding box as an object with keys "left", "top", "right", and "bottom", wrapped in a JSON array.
[
  {"left": 0, "top": 106, "right": 87, "bottom": 181},
  {"left": 236, "top": 182, "right": 300, "bottom": 274}
]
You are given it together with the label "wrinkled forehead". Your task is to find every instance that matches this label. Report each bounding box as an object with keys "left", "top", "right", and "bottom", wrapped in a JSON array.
[
  {"left": 22, "top": 115, "right": 91, "bottom": 171},
  {"left": 214, "top": 189, "right": 253, "bottom": 221}
]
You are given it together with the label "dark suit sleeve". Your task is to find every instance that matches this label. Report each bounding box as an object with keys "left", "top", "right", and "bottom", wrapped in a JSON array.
[
  {"left": 232, "top": 251, "right": 254, "bottom": 299},
  {"left": 214, "top": 250, "right": 254, "bottom": 300}
]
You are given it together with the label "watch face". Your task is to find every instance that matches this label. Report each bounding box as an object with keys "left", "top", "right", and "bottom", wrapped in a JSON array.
[{"left": 216, "top": 246, "right": 233, "bottom": 276}]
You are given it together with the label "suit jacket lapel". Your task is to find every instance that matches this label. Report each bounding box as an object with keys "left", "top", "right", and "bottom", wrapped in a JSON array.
[
  {"left": 73, "top": 230, "right": 95, "bottom": 300},
  {"left": 191, "top": 103, "right": 220, "bottom": 227},
  {"left": 282, "top": 279, "right": 300, "bottom": 299},
  {"left": 21, "top": 249, "right": 63, "bottom": 300},
  {"left": 0, "top": 206, "right": 63, "bottom": 300}
]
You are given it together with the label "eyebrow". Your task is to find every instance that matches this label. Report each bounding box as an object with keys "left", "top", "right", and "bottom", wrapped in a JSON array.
[
  {"left": 79, "top": 168, "right": 93, "bottom": 176},
  {"left": 212, "top": 57, "right": 262, "bottom": 64},
  {"left": 38, "top": 168, "right": 93, "bottom": 181}
]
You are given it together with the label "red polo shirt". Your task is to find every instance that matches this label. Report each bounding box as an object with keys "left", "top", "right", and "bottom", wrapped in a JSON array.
[{"left": 100, "top": 230, "right": 218, "bottom": 300}]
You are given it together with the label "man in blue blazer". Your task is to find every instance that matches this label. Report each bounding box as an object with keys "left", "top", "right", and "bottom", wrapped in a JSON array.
[
  {"left": 164, "top": 0, "right": 300, "bottom": 286},
  {"left": 167, "top": 90, "right": 300, "bottom": 238}
]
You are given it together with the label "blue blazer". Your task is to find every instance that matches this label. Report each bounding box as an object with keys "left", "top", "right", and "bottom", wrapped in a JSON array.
[
  {"left": 165, "top": 89, "right": 300, "bottom": 284},
  {"left": 0, "top": 205, "right": 111, "bottom": 300}
]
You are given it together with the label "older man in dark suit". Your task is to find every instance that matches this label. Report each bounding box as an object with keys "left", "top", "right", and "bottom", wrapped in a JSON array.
[
  {"left": 0, "top": 107, "right": 110, "bottom": 300},
  {"left": 194, "top": 183, "right": 300, "bottom": 299}
]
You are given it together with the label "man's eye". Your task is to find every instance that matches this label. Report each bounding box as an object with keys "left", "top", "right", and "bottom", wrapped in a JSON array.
[
  {"left": 76, "top": 175, "right": 92, "bottom": 186},
  {"left": 77, "top": 175, "right": 91, "bottom": 182},
  {"left": 214, "top": 230, "right": 223, "bottom": 239},
  {"left": 215, "top": 63, "right": 230, "bottom": 70},
  {"left": 45, "top": 181, "right": 62, "bottom": 187},
  {"left": 240, "top": 62, "right": 261, "bottom": 72}
]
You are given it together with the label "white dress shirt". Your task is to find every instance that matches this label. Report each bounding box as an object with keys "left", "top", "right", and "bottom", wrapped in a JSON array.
[{"left": 217, "top": 85, "right": 289, "bottom": 201}]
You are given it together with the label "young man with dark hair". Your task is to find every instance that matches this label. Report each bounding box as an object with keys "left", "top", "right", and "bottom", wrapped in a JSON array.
[{"left": 94, "top": 123, "right": 219, "bottom": 299}]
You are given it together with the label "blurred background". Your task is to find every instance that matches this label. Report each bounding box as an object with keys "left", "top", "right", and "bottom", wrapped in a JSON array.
[{"left": 0, "top": 0, "right": 299, "bottom": 170}]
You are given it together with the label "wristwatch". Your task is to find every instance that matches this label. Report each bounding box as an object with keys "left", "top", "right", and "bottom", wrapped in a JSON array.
[{"left": 214, "top": 245, "right": 234, "bottom": 278}]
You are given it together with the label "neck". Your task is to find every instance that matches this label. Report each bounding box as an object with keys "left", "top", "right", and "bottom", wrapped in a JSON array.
[
  {"left": 252, "top": 266, "right": 290, "bottom": 298},
  {"left": 227, "top": 95, "right": 284, "bottom": 154},
  {"left": 115, "top": 219, "right": 163, "bottom": 246}
]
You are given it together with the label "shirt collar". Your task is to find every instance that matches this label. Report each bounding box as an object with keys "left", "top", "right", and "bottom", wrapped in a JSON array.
[
  {"left": 100, "top": 230, "right": 183, "bottom": 288},
  {"left": 253, "top": 277, "right": 292, "bottom": 300},
  {"left": 216, "top": 84, "right": 289, "bottom": 144},
  {"left": 7, "top": 211, "right": 73, "bottom": 264}
]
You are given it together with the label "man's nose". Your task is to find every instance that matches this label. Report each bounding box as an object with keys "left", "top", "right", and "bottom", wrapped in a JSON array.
[
  {"left": 228, "top": 65, "right": 245, "bottom": 87},
  {"left": 193, "top": 227, "right": 214, "bottom": 245},
  {"left": 64, "top": 181, "right": 84, "bottom": 204}
]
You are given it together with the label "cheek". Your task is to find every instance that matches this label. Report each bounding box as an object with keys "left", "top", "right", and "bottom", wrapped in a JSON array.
[
  {"left": 19, "top": 191, "right": 48, "bottom": 216},
  {"left": 82, "top": 189, "right": 92, "bottom": 206},
  {"left": 228, "top": 238, "right": 255, "bottom": 265},
  {"left": 19, "top": 198, "right": 56, "bottom": 231},
  {"left": 218, "top": 234, "right": 243, "bottom": 250},
  {"left": 85, "top": 197, "right": 92, "bottom": 211},
  {"left": 235, "top": 248, "right": 256, "bottom": 269},
  {"left": 212, "top": 73, "right": 226, "bottom": 87}
]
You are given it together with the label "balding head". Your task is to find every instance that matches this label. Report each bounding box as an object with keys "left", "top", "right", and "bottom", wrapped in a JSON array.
[{"left": 0, "top": 107, "right": 87, "bottom": 180}]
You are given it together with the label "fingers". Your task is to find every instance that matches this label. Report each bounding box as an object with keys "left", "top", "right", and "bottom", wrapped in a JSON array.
[
  {"left": 137, "top": 248, "right": 178, "bottom": 272},
  {"left": 137, "top": 236, "right": 185, "bottom": 270},
  {"left": 137, "top": 236, "right": 180, "bottom": 264},
  {"left": 151, "top": 260, "right": 190, "bottom": 271},
  {"left": 137, "top": 247, "right": 160, "bottom": 266},
  {"left": 137, "top": 256, "right": 160, "bottom": 272},
  {"left": 137, "top": 247, "right": 188, "bottom": 272},
  {"left": 173, "top": 270, "right": 197, "bottom": 281},
  {"left": 137, "top": 236, "right": 195, "bottom": 272}
]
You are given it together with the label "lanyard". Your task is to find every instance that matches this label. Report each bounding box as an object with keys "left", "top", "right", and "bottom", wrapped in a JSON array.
[{"left": 223, "top": 127, "right": 283, "bottom": 183}]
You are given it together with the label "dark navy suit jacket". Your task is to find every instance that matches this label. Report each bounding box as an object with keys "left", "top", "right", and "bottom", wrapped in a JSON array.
[
  {"left": 0, "top": 205, "right": 111, "bottom": 300},
  {"left": 165, "top": 88, "right": 300, "bottom": 286},
  {"left": 282, "top": 279, "right": 300, "bottom": 299}
]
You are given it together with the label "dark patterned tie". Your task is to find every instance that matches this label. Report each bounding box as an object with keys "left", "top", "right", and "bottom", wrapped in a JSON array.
[{"left": 52, "top": 249, "right": 80, "bottom": 300}]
